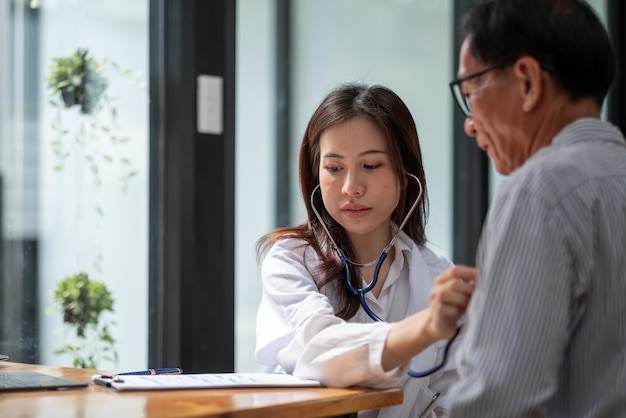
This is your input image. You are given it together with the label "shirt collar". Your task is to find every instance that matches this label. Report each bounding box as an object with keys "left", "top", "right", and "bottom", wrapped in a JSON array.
[
  {"left": 552, "top": 117, "right": 625, "bottom": 147},
  {"left": 381, "top": 225, "right": 413, "bottom": 290}
]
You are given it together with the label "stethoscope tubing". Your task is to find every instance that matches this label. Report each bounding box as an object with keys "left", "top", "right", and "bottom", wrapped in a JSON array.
[
  {"left": 342, "top": 251, "right": 387, "bottom": 322},
  {"left": 340, "top": 250, "right": 461, "bottom": 377},
  {"left": 311, "top": 172, "right": 461, "bottom": 378}
]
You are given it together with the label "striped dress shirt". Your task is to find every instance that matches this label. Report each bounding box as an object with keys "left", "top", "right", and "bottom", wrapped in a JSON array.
[{"left": 447, "top": 118, "right": 626, "bottom": 417}]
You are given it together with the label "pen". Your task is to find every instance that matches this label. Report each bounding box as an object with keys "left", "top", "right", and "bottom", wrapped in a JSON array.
[
  {"left": 116, "top": 367, "right": 183, "bottom": 376},
  {"left": 419, "top": 391, "right": 440, "bottom": 418}
]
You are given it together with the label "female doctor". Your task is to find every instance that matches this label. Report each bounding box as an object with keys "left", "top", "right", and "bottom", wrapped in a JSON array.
[{"left": 255, "top": 83, "right": 476, "bottom": 417}]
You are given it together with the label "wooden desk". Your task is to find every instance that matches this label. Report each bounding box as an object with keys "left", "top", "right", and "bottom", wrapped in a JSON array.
[{"left": 0, "top": 362, "right": 402, "bottom": 417}]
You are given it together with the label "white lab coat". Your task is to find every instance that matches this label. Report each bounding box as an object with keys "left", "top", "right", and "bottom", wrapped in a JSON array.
[{"left": 255, "top": 229, "right": 460, "bottom": 417}]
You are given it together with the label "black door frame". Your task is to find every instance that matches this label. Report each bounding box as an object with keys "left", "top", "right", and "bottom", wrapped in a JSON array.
[{"left": 148, "top": 0, "right": 236, "bottom": 373}]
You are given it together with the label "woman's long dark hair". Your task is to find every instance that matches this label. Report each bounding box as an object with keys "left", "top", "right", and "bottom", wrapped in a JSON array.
[{"left": 257, "top": 83, "right": 429, "bottom": 319}]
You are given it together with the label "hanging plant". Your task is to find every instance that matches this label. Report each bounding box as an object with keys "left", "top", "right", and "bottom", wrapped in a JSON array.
[
  {"left": 52, "top": 272, "right": 118, "bottom": 369},
  {"left": 46, "top": 49, "right": 108, "bottom": 115},
  {"left": 45, "top": 50, "right": 144, "bottom": 368},
  {"left": 45, "top": 48, "right": 142, "bottom": 192}
]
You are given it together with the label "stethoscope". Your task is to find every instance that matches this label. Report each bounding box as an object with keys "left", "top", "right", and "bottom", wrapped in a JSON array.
[{"left": 310, "top": 172, "right": 461, "bottom": 378}]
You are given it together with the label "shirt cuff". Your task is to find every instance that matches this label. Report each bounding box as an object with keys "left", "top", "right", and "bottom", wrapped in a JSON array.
[{"left": 366, "top": 323, "right": 408, "bottom": 385}]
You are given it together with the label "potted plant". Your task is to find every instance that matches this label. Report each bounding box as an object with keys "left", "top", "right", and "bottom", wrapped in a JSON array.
[
  {"left": 45, "top": 49, "right": 108, "bottom": 115},
  {"left": 52, "top": 272, "right": 118, "bottom": 369},
  {"left": 45, "top": 48, "right": 140, "bottom": 191}
]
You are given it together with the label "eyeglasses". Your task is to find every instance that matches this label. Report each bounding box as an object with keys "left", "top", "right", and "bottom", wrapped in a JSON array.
[{"left": 448, "top": 61, "right": 514, "bottom": 118}]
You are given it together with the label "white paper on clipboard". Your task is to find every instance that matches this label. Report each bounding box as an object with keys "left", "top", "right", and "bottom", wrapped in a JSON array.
[{"left": 94, "top": 372, "right": 323, "bottom": 391}]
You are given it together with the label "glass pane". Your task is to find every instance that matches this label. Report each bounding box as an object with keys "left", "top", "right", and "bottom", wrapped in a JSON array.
[
  {"left": 235, "top": 0, "right": 276, "bottom": 372},
  {"left": 0, "top": 0, "right": 148, "bottom": 371}
]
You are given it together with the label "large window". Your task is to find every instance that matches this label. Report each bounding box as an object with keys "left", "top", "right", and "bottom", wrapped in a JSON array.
[{"left": 0, "top": 0, "right": 148, "bottom": 371}]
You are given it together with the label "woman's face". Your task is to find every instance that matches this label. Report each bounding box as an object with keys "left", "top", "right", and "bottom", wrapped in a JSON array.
[{"left": 318, "top": 117, "right": 401, "bottom": 245}]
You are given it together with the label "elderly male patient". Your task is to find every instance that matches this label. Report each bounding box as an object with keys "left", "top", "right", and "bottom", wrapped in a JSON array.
[{"left": 446, "top": 0, "right": 626, "bottom": 417}]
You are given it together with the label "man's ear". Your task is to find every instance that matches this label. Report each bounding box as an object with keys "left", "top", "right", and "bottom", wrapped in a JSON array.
[{"left": 513, "top": 56, "right": 545, "bottom": 113}]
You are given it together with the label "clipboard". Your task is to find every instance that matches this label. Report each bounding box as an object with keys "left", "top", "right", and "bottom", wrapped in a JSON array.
[{"left": 93, "top": 372, "right": 323, "bottom": 391}]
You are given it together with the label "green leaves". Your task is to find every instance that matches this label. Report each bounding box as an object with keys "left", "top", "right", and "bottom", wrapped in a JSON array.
[
  {"left": 53, "top": 272, "right": 114, "bottom": 326},
  {"left": 52, "top": 272, "right": 118, "bottom": 369},
  {"left": 46, "top": 49, "right": 108, "bottom": 115},
  {"left": 46, "top": 48, "right": 142, "bottom": 192}
]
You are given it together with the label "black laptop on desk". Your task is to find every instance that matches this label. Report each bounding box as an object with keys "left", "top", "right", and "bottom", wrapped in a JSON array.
[{"left": 0, "top": 371, "right": 88, "bottom": 392}]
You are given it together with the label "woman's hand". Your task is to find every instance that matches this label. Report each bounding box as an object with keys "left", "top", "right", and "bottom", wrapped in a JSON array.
[
  {"left": 426, "top": 265, "right": 477, "bottom": 341},
  {"left": 382, "top": 265, "right": 476, "bottom": 371}
]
